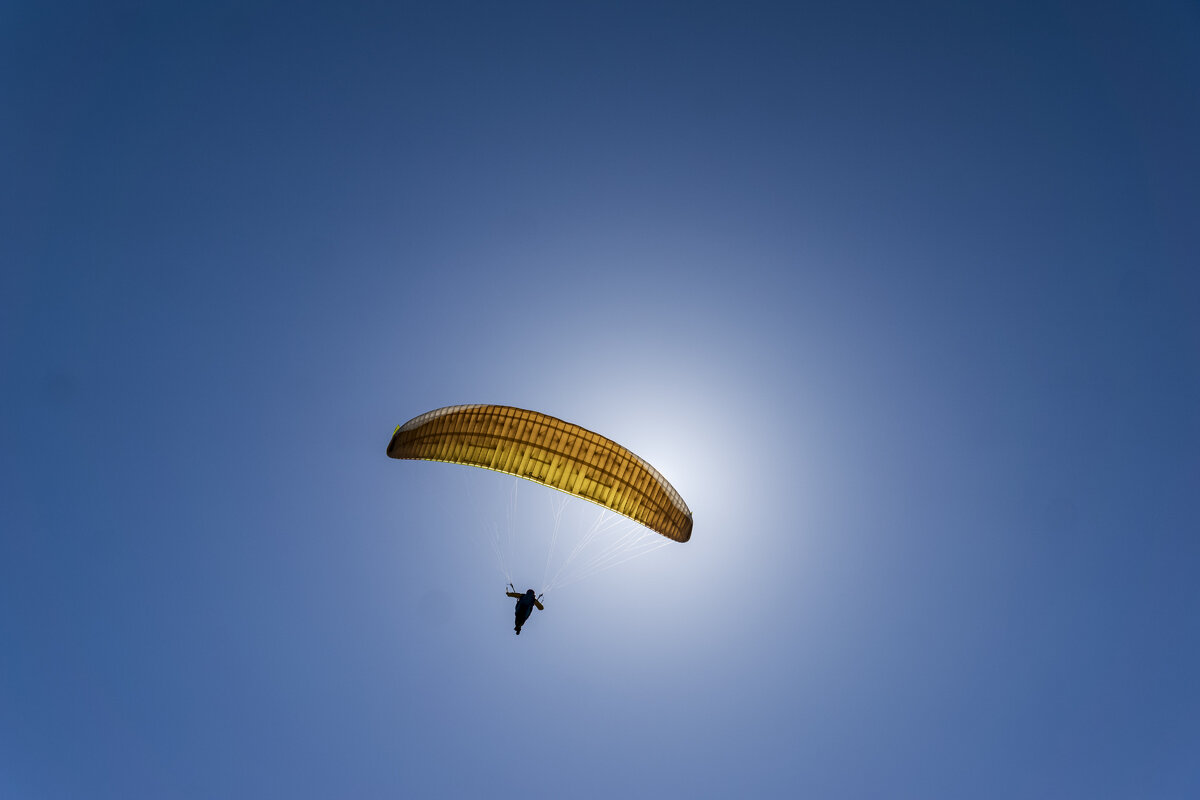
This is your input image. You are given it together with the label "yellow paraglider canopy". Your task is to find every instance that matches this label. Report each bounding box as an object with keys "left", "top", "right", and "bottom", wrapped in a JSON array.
[{"left": 387, "top": 405, "right": 692, "bottom": 543}]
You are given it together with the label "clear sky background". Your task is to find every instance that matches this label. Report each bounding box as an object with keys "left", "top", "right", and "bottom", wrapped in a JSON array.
[{"left": 3, "top": 2, "right": 1199, "bottom": 798}]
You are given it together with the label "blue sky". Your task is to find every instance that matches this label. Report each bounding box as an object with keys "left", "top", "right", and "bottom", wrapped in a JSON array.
[{"left": 3, "top": 2, "right": 1198, "bottom": 797}]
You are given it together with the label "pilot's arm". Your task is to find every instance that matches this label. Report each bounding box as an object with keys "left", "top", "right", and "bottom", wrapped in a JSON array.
[{"left": 506, "top": 592, "right": 523, "bottom": 600}]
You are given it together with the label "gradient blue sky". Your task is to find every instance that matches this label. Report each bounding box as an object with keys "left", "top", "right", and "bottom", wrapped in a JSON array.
[{"left": 3, "top": 2, "right": 1199, "bottom": 798}]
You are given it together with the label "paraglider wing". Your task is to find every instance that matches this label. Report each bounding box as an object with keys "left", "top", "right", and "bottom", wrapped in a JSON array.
[{"left": 387, "top": 405, "right": 693, "bottom": 542}]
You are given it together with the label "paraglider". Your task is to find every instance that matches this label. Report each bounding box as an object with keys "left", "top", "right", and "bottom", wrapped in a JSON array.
[
  {"left": 505, "top": 584, "right": 544, "bottom": 635},
  {"left": 387, "top": 404, "right": 692, "bottom": 634}
]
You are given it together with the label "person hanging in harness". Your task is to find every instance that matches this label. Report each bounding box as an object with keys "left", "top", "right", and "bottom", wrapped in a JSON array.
[{"left": 505, "top": 584, "right": 544, "bottom": 635}]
